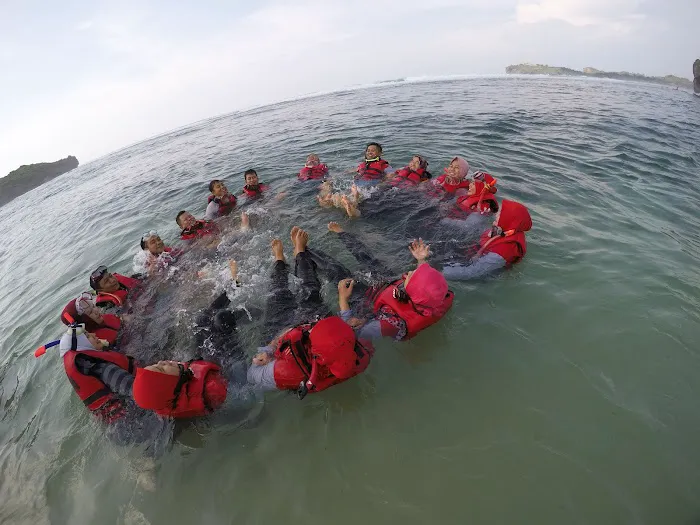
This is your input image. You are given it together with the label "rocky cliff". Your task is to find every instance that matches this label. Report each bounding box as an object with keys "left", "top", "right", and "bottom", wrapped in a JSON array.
[
  {"left": 0, "top": 156, "right": 79, "bottom": 208},
  {"left": 506, "top": 63, "right": 693, "bottom": 89}
]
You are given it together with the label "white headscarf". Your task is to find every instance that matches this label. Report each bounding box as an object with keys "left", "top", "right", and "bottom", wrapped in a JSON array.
[{"left": 59, "top": 326, "right": 97, "bottom": 357}]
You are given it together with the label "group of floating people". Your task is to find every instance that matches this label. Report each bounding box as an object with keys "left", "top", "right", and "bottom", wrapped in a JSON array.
[{"left": 35, "top": 142, "right": 533, "bottom": 459}]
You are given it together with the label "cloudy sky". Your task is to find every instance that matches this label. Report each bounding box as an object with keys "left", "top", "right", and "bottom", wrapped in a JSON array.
[{"left": 1, "top": 0, "right": 697, "bottom": 177}]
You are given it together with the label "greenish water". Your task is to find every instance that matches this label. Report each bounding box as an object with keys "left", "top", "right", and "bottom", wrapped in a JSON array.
[{"left": 1, "top": 76, "right": 699, "bottom": 525}]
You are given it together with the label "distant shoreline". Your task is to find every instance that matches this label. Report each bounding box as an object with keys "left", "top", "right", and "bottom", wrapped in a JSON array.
[{"left": 506, "top": 63, "right": 693, "bottom": 89}]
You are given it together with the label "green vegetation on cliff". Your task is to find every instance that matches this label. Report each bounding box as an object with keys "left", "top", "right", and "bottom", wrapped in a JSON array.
[
  {"left": 0, "top": 156, "right": 79, "bottom": 207},
  {"left": 506, "top": 63, "right": 693, "bottom": 89}
]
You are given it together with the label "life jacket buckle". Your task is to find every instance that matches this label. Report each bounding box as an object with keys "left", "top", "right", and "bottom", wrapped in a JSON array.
[{"left": 296, "top": 381, "right": 308, "bottom": 400}]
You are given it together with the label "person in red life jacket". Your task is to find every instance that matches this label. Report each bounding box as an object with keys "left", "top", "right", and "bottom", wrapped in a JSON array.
[
  {"left": 298, "top": 154, "right": 329, "bottom": 181},
  {"left": 131, "top": 359, "right": 228, "bottom": 418},
  {"left": 175, "top": 210, "right": 221, "bottom": 242},
  {"left": 389, "top": 155, "right": 432, "bottom": 187},
  {"left": 442, "top": 199, "right": 533, "bottom": 280},
  {"left": 241, "top": 169, "right": 269, "bottom": 198},
  {"left": 34, "top": 324, "right": 174, "bottom": 457},
  {"left": 454, "top": 173, "right": 499, "bottom": 215},
  {"left": 429, "top": 156, "right": 472, "bottom": 198},
  {"left": 247, "top": 226, "right": 374, "bottom": 396},
  {"left": 90, "top": 265, "right": 141, "bottom": 311},
  {"left": 60, "top": 292, "right": 122, "bottom": 346},
  {"left": 354, "top": 142, "right": 393, "bottom": 186},
  {"left": 205, "top": 179, "right": 237, "bottom": 220},
  {"left": 132, "top": 231, "right": 181, "bottom": 276},
  {"left": 325, "top": 223, "right": 453, "bottom": 341}
]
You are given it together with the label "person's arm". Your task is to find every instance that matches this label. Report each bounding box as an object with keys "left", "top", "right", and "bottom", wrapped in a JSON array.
[
  {"left": 75, "top": 355, "right": 134, "bottom": 397},
  {"left": 442, "top": 252, "right": 506, "bottom": 280},
  {"left": 246, "top": 360, "right": 278, "bottom": 391},
  {"left": 204, "top": 201, "right": 218, "bottom": 220}
]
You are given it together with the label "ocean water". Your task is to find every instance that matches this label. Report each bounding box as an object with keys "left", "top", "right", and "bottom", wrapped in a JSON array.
[{"left": 1, "top": 76, "right": 699, "bottom": 525}]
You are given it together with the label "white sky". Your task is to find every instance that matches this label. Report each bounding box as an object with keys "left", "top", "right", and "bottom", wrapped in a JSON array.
[{"left": 1, "top": 0, "right": 697, "bottom": 177}]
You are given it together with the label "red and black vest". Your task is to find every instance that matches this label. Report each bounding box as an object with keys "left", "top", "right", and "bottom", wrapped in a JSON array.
[
  {"left": 95, "top": 274, "right": 139, "bottom": 308},
  {"left": 242, "top": 184, "right": 268, "bottom": 197},
  {"left": 392, "top": 166, "right": 430, "bottom": 185},
  {"left": 180, "top": 219, "right": 218, "bottom": 240},
  {"left": 356, "top": 159, "right": 389, "bottom": 181},
  {"left": 207, "top": 193, "right": 237, "bottom": 216},
  {"left": 272, "top": 324, "right": 374, "bottom": 394},
  {"left": 63, "top": 350, "right": 134, "bottom": 423},
  {"left": 477, "top": 229, "right": 527, "bottom": 266},
  {"left": 152, "top": 361, "right": 226, "bottom": 419},
  {"left": 433, "top": 173, "right": 471, "bottom": 194},
  {"left": 298, "top": 164, "right": 328, "bottom": 181},
  {"left": 456, "top": 193, "right": 499, "bottom": 214},
  {"left": 371, "top": 279, "right": 454, "bottom": 340}
]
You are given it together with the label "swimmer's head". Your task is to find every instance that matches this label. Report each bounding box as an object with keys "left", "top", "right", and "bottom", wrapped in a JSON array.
[
  {"left": 209, "top": 180, "right": 228, "bottom": 197},
  {"left": 365, "top": 142, "right": 383, "bottom": 161},
  {"left": 176, "top": 210, "right": 196, "bottom": 229},
  {"left": 90, "top": 265, "right": 120, "bottom": 292},
  {"left": 447, "top": 157, "right": 469, "bottom": 181},
  {"left": 494, "top": 200, "right": 532, "bottom": 233},
  {"left": 141, "top": 231, "right": 165, "bottom": 255},
  {"left": 409, "top": 155, "right": 428, "bottom": 171},
  {"left": 305, "top": 154, "right": 320, "bottom": 167},
  {"left": 403, "top": 264, "right": 449, "bottom": 315},
  {"left": 244, "top": 169, "right": 259, "bottom": 187}
]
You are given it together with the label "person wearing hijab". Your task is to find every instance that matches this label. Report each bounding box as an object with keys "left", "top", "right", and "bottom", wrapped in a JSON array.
[
  {"left": 442, "top": 199, "right": 533, "bottom": 280},
  {"left": 430, "top": 156, "right": 472, "bottom": 196}
]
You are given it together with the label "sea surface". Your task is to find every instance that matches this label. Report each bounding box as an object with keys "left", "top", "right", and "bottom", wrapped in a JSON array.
[{"left": 1, "top": 76, "right": 699, "bottom": 525}]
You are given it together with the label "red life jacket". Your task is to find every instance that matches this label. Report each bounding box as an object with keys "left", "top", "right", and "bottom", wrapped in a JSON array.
[
  {"left": 391, "top": 167, "right": 430, "bottom": 186},
  {"left": 477, "top": 229, "right": 527, "bottom": 265},
  {"left": 356, "top": 159, "right": 389, "bottom": 181},
  {"left": 95, "top": 274, "right": 139, "bottom": 308},
  {"left": 242, "top": 184, "right": 268, "bottom": 197},
  {"left": 180, "top": 219, "right": 218, "bottom": 240},
  {"left": 298, "top": 164, "right": 328, "bottom": 181},
  {"left": 207, "top": 193, "right": 237, "bottom": 216},
  {"left": 63, "top": 350, "right": 134, "bottom": 423},
  {"left": 372, "top": 279, "right": 454, "bottom": 340},
  {"left": 455, "top": 193, "right": 499, "bottom": 214},
  {"left": 151, "top": 360, "right": 226, "bottom": 419},
  {"left": 60, "top": 302, "right": 122, "bottom": 345},
  {"left": 434, "top": 173, "right": 471, "bottom": 194},
  {"left": 272, "top": 323, "right": 374, "bottom": 393}
]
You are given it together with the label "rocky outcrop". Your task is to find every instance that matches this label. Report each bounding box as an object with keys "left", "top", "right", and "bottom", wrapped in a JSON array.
[
  {"left": 506, "top": 63, "right": 693, "bottom": 89},
  {"left": 0, "top": 156, "right": 79, "bottom": 208}
]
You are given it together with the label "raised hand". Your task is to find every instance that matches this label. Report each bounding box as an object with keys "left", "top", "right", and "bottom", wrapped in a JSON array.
[{"left": 409, "top": 238, "right": 431, "bottom": 263}]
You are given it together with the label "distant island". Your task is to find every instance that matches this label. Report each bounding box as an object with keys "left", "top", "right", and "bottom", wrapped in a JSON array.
[
  {"left": 0, "top": 156, "right": 79, "bottom": 208},
  {"left": 506, "top": 63, "right": 693, "bottom": 89}
]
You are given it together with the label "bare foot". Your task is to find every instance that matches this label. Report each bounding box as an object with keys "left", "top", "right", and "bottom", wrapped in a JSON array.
[
  {"left": 240, "top": 212, "right": 250, "bottom": 230},
  {"left": 351, "top": 183, "right": 360, "bottom": 201},
  {"left": 271, "top": 239, "right": 285, "bottom": 261},
  {"left": 293, "top": 228, "right": 309, "bottom": 256},
  {"left": 328, "top": 221, "right": 344, "bottom": 233},
  {"left": 341, "top": 196, "right": 360, "bottom": 218},
  {"left": 290, "top": 226, "right": 300, "bottom": 244}
]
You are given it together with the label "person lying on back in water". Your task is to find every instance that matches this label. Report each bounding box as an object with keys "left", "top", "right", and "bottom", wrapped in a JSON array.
[{"left": 246, "top": 226, "right": 374, "bottom": 398}]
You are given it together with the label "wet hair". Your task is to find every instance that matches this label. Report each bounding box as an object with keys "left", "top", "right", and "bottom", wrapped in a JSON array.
[
  {"left": 140, "top": 239, "right": 147, "bottom": 250},
  {"left": 209, "top": 179, "right": 224, "bottom": 193},
  {"left": 244, "top": 169, "right": 257, "bottom": 179},
  {"left": 175, "top": 210, "right": 187, "bottom": 226},
  {"left": 366, "top": 142, "right": 383, "bottom": 154}
]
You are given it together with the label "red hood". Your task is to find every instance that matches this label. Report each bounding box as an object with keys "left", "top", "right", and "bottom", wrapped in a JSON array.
[
  {"left": 405, "top": 264, "right": 450, "bottom": 315},
  {"left": 309, "top": 317, "right": 358, "bottom": 379},
  {"left": 498, "top": 200, "right": 532, "bottom": 233}
]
